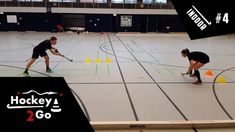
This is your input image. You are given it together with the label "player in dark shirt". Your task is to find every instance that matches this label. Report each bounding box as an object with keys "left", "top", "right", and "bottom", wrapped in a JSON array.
[
  {"left": 181, "top": 48, "right": 210, "bottom": 85},
  {"left": 23, "top": 36, "right": 64, "bottom": 76}
]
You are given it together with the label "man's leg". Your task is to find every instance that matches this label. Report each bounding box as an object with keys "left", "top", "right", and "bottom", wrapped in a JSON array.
[
  {"left": 43, "top": 55, "right": 53, "bottom": 73},
  {"left": 23, "top": 58, "right": 36, "bottom": 76}
]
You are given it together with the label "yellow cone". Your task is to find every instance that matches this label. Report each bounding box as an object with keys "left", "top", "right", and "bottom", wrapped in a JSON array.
[
  {"left": 215, "top": 76, "right": 227, "bottom": 83},
  {"left": 85, "top": 58, "right": 91, "bottom": 64},
  {"left": 105, "top": 58, "right": 112, "bottom": 64},
  {"left": 95, "top": 58, "right": 101, "bottom": 64}
]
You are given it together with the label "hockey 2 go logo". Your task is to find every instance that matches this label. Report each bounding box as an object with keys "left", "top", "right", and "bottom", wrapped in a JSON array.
[{"left": 6, "top": 90, "right": 62, "bottom": 122}]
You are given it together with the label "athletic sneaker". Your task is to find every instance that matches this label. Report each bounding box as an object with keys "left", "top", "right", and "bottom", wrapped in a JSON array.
[
  {"left": 192, "top": 80, "right": 202, "bottom": 85},
  {"left": 46, "top": 68, "right": 54, "bottom": 73},
  {"left": 23, "top": 72, "right": 30, "bottom": 77}
]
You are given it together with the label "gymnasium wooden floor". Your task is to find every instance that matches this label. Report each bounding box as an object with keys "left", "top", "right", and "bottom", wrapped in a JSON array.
[{"left": 0, "top": 31, "right": 235, "bottom": 131}]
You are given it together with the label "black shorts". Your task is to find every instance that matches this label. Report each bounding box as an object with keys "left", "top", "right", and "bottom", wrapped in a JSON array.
[
  {"left": 199, "top": 59, "right": 209, "bottom": 64},
  {"left": 199, "top": 57, "right": 210, "bottom": 64},
  {"left": 32, "top": 48, "right": 48, "bottom": 59}
]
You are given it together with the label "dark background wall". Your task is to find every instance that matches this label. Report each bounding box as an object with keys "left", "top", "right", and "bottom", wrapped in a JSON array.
[
  {"left": 85, "top": 14, "right": 113, "bottom": 32},
  {"left": 0, "top": 13, "right": 62, "bottom": 31},
  {"left": 0, "top": 13, "right": 186, "bottom": 32}
]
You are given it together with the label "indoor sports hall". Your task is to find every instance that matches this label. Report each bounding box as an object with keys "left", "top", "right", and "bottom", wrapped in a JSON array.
[{"left": 1, "top": 1, "right": 235, "bottom": 131}]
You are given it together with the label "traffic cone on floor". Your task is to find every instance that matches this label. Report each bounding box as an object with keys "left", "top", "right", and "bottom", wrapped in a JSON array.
[
  {"left": 215, "top": 76, "right": 227, "bottom": 83},
  {"left": 204, "top": 69, "right": 213, "bottom": 76}
]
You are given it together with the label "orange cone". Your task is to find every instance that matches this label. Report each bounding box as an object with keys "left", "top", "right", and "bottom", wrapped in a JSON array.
[{"left": 204, "top": 70, "right": 213, "bottom": 76}]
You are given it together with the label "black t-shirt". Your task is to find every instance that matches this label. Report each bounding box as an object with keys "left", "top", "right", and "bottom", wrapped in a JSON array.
[
  {"left": 188, "top": 51, "right": 209, "bottom": 63},
  {"left": 34, "top": 40, "right": 52, "bottom": 51}
]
